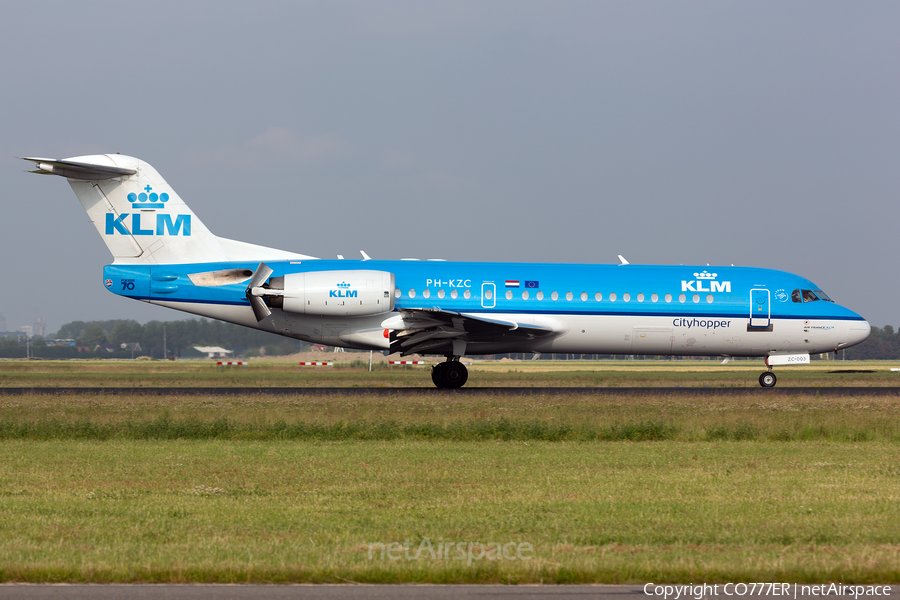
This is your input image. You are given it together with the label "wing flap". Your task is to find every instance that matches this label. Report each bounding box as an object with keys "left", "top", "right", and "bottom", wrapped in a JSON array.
[{"left": 385, "top": 308, "right": 558, "bottom": 356}]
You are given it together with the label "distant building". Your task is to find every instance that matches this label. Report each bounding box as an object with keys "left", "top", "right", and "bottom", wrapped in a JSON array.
[
  {"left": 94, "top": 343, "right": 141, "bottom": 354},
  {"left": 19, "top": 325, "right": 32, "bottom": 338},
  {"left": 33, "top": 317, "right": 47, "bottom": 337},
  {"left": 193, "top": 345, "right": 233, "bottom": 359}
]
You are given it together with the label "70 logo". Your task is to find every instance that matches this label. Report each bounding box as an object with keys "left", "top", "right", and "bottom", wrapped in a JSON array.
[{"left": 121, "top": 279, "right": 136, "bottom": 291}]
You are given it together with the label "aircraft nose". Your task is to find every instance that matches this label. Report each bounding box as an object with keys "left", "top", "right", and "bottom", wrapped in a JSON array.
[{"left": 844, "top": 320, "right": 871, "bottom": 348}]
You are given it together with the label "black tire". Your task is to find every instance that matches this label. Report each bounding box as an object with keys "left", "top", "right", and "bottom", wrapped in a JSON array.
[
  {"left": 759, "top": 372, "right": 777, "bottom": 388},
  {"left": 431, "top": 363, "right": 446, "bottom": 388},
  {"left": 443, "top": 362, "right": 468, "bottom": 388}
]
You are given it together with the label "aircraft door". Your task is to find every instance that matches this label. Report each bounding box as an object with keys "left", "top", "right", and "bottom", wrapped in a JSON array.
[
  {"left": 750, "top": 289, "right": 770, "bottom": 328},
  {"left": 481, "top": 282, "right": 496, "bottom": 308},
  {"left": 632, "top": 327, "right": 674, "bottom": 354}
]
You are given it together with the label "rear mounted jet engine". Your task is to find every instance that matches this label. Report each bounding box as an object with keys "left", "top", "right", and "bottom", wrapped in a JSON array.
[{"left": 263, "top": 270, "right": 395, "bottom": 317}]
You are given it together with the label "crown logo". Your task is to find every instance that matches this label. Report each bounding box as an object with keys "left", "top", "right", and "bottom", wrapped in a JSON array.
[
  {"left": 128, "top": 185, "right": 169, "bottom": 209},
  {"left": 694, "top": 270, "right": 717, "bottom": 280},
  {"left": 336, "top": 281, "right": 351, "bottom": 289}
]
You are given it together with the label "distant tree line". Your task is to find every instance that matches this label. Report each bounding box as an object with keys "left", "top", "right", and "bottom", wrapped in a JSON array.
[{"left": 0, "top": 319, "right": 311, "bottom": 359}]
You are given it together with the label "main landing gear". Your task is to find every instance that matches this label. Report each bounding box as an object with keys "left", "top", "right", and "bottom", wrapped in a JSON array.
[
  {"left": 759, "top": 368, "right": 777, "bottom": 388},
  {"left": 432, "top": 358, "right": 468, "bottom": 389}
]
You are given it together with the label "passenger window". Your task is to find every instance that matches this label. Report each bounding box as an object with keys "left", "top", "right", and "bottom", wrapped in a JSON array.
[
  {"left": 651, "top": 293, "right": 659, "bottom": 303},
  {"left": 566, "top": 291, "right": 573, "bottom": 301},
  {"left": 706, "top": 294, "right": 713, "bottom": 304},
  {"left": 484, "top": 290, "right": 492, "bottom": 300},
  {"left": 637, "top": 293, "right": 644, "bottom": 303},
  {"left": 679, "top": 293, "right": 686, "bottom": 303},
  {"left": 522, "top": 290, "right": 530, "bottom": 300},
  {"left": 692, "top": 294, "right": 700, "bottom": 303},
  {"left": 802, "top": 289, "right": 819, "bottom": 302},
  {"left": 395, "top": 289, "right": 401, "bottom": 298},
  {"left": 580, "top": 292, "right": 588, "bottom": 301},
  {"left": 505, "top": 290, "right": 512, "bottom": 300},
  {"left": 438, "top": 289, "right": 445, "bottom": 299},
  {"left": 463, "top": 290, "right": 471, "bottom": 299},
  {"left": 551, "top": 291, "right": 559, "bottom": 301},
  {"left": 791, "top": 289, "right": 801, "bottom": 303},
  {"left": 408, "top": 289, "right": 416, "bottom": 298},
  {"left": 450, "top": 289, "right": 458, "bottom": 299},
  {"left": 623, "top": 293, "right": 631, "bottom": 302},
  {"left": 594, "top": 292, "right": 602, "bottom": 301},
  {"left": 536, "top": 291, "right": 544, "bottom": 300},
  {"left": 665, "top": 293, "right": 672, "bottom": 303},
  {"left": 423, "top": 289, "right": 430, "bottom": 299},
  {"left": 609, "top": 293, "right": 617, "bottom": 302}
]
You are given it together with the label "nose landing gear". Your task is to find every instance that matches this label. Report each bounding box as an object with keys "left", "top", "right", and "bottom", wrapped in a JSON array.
[
  {"left": 759, "top": 368, "right": 777, "bottom": 388},
  {"left": 432, "top": 358, "right": 468, "bottom": 389}
]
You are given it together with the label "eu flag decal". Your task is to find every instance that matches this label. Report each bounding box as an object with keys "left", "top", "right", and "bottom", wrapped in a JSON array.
[{"left": 524, "top": 281, "right": 539, "bottom": 289}]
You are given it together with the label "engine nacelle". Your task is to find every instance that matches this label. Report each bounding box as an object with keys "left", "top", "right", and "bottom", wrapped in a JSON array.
[{"left": 267, "top": 270, "right": 395, "bottom": 317}]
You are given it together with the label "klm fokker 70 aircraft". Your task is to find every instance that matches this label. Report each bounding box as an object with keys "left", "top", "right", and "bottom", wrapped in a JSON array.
[{"left": 23, "top": 154, "right": 870, "bottom": 388}]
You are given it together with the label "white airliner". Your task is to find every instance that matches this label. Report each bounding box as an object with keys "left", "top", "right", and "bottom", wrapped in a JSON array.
[{"left": 23, "top": 154, "right": 870, "bottom": 388}]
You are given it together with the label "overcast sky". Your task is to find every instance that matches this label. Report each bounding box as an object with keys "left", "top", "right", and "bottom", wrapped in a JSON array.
[{"left": 2, "top": 1, "right": 898, "bottom": 333}]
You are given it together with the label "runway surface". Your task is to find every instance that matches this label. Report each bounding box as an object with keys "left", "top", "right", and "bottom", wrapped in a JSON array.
[{"left": 1, "top": 386, "right": 899, "bottom": 396}]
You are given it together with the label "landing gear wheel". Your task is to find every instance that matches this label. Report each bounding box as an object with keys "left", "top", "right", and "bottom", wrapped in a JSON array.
[
  {"left": 431, "top": 363, "right": 446, "bottom": 387},
  {"left": 759, "top": 372, "right": 777, "bottom": 388},
  {"left": 443, "top": 361, "right": 468, "bottom": 388}
]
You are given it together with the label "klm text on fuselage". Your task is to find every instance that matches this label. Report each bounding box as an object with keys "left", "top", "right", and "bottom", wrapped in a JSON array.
[{"left": 681, "top": 280, "right": 730, "bottom": 293}]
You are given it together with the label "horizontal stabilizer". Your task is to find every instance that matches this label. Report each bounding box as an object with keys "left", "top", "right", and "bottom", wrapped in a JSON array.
[{"left": 20, "top": 157, "right": 136, "bottom": 180}]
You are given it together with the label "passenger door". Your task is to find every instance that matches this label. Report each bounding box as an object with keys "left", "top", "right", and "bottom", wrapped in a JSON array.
[{"left": 750, "top": 289, "right": 770, "bottom": 328}]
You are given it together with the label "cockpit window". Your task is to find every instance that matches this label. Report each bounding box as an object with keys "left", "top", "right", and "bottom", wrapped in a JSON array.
[
  {"left": 801, "top": 289, "right": 819, "bottom": 302},
  {"left": 814, "top": 289, "right": 833, "bottom": 302},
  {"left": 791, "top": 289, "right": 802, "bottom": 303}
]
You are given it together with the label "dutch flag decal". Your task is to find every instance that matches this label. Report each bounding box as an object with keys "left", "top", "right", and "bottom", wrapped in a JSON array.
[{"left": 505, "top": 280, "right": 519, "bottom": 288}]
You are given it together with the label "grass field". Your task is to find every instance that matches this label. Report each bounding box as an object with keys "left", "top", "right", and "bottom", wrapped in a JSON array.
[
  {"left": 1, "top": 440, "right": 898, "bottom": 583},
  {"left": 1, "top": 358, "right": 899, "bottom": 387},
  {"left": 0, "top": 361, "right": 898, "bottom": 583}
]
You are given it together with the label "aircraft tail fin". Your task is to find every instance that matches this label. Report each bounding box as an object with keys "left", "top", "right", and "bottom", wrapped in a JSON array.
[{"left": 22, "top": 154, "right": 314, "bottom": 265}]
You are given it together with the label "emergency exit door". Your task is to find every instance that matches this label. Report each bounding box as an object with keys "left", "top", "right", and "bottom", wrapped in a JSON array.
[{"left": 481, "top": 282, "right": 496, "bottom": 308}]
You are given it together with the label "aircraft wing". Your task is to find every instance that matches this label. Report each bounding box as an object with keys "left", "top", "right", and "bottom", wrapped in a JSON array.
[{"left": 384, "top": 308, "right": 558, "bottom": 356}]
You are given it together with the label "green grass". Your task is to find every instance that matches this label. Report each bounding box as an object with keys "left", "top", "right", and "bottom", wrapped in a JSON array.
[
  {"left": 0, "top": 440, "right": 898, "bottom": 583},
  {"left": 0, "top": 390, "right": 898, "bottom": 442},
  {"left": 1, "top": 358, "right": 899, "bottom": 388},
  {"left": 0, "top": 363, "right": 898, "bottom": 583}
]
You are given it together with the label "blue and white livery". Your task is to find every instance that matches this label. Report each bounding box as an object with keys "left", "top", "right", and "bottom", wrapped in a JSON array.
[{"left": 23, "top": 154, "right": 870, "bottom": 388}]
